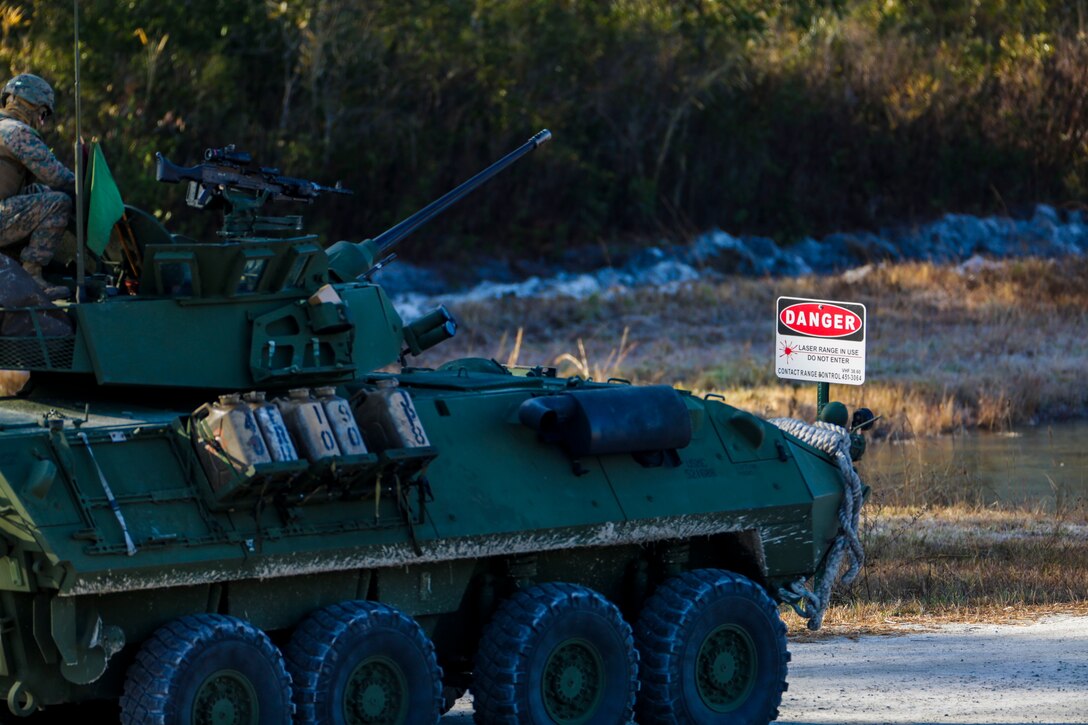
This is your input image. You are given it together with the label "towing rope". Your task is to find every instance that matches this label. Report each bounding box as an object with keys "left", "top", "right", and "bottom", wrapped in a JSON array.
[{"left": 769, "top": 418, "right": 865, "bottom": 630}]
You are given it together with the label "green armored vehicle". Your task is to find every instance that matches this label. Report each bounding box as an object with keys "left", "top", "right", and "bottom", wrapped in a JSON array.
[{"left": 0, "top": 131, "right": 868, "bottom": 724}]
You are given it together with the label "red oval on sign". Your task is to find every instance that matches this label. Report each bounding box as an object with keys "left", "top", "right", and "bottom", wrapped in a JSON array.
[{"left": 780, "top": 303, "right": 862, "bottom": 338}]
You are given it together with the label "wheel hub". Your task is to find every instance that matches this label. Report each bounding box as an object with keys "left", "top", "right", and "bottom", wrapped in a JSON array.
[
  {"left": 362, "top": 683, "right": 387, "bottom": 715},
  {"left": 711, "top": 651, "right": 737, "bottom": 682},
  {"left": 558, "top": 665, "right": 585, "bottom": 698},
  {"left": 696, "top": 624, "right": 757, "bottom": 712},
  {"left": 192, "top": 670, "right": 258, "bottom": 725},
  {"left": 542, "top": 638, "right": 604, "bottom": 724},
  {"left": 345, "top": 656, "right": 408, "bottom": 724}
]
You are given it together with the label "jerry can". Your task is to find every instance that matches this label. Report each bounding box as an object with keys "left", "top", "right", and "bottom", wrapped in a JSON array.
[
  {"left": 274, "top": 388, "right": 342, "bottom": 461},
  {"left": 314, "top": 386, "right": 368, "bottom": 455},
  {"left": 353, "top": 378, "right": 431, "bottom": 450},
  {"left": 242, "top": 390, "right": 298, "bottom": 462}
]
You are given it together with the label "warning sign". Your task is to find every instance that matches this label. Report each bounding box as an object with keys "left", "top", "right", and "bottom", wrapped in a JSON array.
[{"left": 775, "top": 296, "right": 866, "bottom": 385}]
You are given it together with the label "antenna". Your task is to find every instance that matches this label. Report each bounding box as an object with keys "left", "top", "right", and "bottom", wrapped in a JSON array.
[{"left": 73, "top": 0, "right": 85, "bottom": 302}]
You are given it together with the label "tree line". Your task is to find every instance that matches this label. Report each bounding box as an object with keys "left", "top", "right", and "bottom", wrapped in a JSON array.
[{"left": 2, "top": 0, "right": 1086, "bottom": 262}]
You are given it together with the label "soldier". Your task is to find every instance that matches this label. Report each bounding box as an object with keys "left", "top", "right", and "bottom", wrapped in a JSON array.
[{"left": 0, "top": 73, "right": 75, "bottom": 299}]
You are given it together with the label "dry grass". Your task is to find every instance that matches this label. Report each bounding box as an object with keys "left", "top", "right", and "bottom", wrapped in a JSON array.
[
  {"left": 789, "top": 505, "right": 1088, "bottom": 637},
  {"left": 789, "top": 602, "right": 1088, "bottom": 640},
  {"left": 435, "top": 258, "right": 1088, "bottom": 437}
]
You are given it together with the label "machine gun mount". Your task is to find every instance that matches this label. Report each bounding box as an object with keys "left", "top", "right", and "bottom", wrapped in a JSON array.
[{"left": 155, "top": 145, "right": 352, "bottom": 238}]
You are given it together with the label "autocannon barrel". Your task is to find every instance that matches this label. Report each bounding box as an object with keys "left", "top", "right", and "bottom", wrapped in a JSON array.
[
  {"left": 325, "top": 129, "right": 551, "bottom": 282},
  {"left": 372, "top": 129, "right": 551, "bottom": 256}
]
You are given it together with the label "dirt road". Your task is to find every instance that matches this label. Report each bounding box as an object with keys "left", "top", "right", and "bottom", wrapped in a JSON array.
[{"left": 445, "top": 615, "right": 1088, "bottom": 723}]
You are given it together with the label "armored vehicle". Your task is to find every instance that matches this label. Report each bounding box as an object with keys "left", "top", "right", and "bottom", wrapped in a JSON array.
[{"left": 0, "top": 131, "right": 867, "bottom": 724}]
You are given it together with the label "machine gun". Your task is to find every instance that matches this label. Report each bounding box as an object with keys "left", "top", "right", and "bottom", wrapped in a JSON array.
[{"left": 155, "top": 145, "right": 352, "bottom": 236}]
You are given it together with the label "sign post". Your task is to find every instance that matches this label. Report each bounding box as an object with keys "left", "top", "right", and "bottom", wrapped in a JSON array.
[{"left": 775, "top": 296, "right": 867, "bottom": 415}]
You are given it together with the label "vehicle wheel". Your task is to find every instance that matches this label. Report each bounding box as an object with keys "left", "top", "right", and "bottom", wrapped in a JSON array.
[
  {"left": 635, "top": 569, "right": 789, "bottom": 725},
  {"left": 120, "top": 613, "right": 292, "bottom": 725},
  {"left": 285, "top": 600, "right": 443, "bottom": 725},
  {"left": 473, "top": 582, "right": 637, "bottom": 725}
]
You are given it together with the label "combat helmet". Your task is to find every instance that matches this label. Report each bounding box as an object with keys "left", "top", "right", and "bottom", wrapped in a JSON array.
[
  {"left": 1, "top": 73, "right": 54, "bottom": 114},
  {"left": 816, "top": 400, "right": 849, "bottom": 427}
]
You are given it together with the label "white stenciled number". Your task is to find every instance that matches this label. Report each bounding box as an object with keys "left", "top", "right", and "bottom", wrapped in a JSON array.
[{"left": 398, "top": 395, "right": 428, "bottom": 445}]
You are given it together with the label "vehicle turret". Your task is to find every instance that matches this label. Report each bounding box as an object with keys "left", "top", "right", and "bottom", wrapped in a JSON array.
[{"left": 0, "top": 131, "right": 551, "bottom": 392}]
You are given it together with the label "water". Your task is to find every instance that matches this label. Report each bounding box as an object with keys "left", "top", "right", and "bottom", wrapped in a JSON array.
[{"left": 862, "top": 422, "right": 1087, "bottom": 511}]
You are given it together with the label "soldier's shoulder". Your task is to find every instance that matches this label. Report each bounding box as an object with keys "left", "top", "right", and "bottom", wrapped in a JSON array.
[{"left": 0, "top": 115, "right": 38, "bottom": 146}]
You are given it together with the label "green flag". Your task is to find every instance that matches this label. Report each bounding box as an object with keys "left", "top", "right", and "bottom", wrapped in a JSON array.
[{"left": 86, "top": 142, "right": 125, "bottom": 255}]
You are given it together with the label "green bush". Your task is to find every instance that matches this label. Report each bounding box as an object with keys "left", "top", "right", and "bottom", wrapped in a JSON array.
[{"left": 1, "top": 0, "right": 1084, "bottom": 262}]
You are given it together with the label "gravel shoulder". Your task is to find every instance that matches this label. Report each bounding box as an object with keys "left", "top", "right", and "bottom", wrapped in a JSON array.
[{"left": 444, "top": 615, "right": 1088, "bottom": 723}]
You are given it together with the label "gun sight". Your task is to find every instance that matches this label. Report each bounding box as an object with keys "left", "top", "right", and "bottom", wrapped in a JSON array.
[{"left": 204, "top": 145, "right": 252, "bottom": 166}]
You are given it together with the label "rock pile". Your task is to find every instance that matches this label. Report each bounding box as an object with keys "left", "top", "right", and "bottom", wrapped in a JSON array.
[{"left": 382, "top": 204, "right": 1088, "bottom": 318}]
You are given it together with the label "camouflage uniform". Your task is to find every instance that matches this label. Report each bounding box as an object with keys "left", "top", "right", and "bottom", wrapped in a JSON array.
[{"left": 0, "top": 115, "right": 75, "bottom": 265}]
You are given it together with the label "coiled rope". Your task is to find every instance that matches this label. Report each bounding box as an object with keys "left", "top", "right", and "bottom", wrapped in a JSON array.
[{"left": 769, "top": 418, "right": 865, "bottom": 630}]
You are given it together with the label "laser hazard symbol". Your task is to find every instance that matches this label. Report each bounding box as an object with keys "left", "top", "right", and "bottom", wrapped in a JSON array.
[{"left": 776, "top": 296, "right": 867, "bottom": 385}]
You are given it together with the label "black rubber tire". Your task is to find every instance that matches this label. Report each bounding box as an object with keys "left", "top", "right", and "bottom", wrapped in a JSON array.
[
  {"left": 284, "top": 600, "right": 443, "bottom": 725},
  {"left": 119, "top": 613, "right": 292, "bottom": 725},
  {"left": 635, "top": 569, "right": 790, "bottom": 725},
  {"left": 472, "top": 582, "right": 638, "bottom": 725}
]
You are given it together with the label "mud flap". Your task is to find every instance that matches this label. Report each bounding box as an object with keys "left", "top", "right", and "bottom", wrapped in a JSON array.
[{"left": 50, "top": 598, "right": 125, "bottom": 685}]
